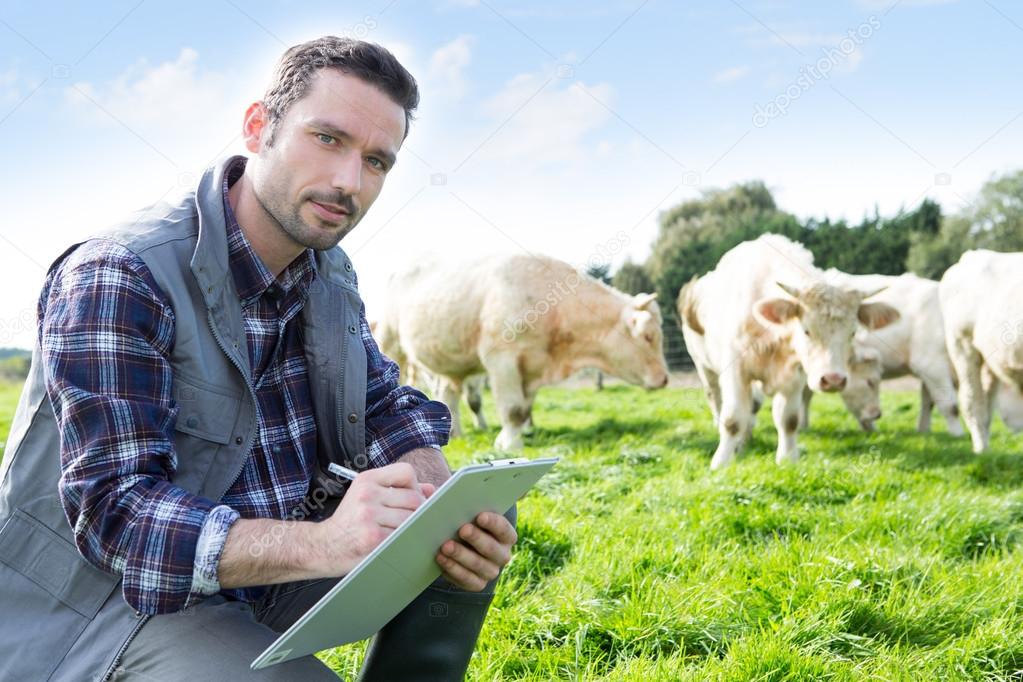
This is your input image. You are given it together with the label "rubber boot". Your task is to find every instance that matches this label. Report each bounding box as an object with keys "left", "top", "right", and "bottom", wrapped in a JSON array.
[{"left": 356, "top": 505, "right": 517, "bottom": 682}]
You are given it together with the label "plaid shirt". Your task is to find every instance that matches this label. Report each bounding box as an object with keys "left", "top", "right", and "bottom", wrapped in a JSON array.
[{"left": 38, "top": 157, "right": 450, "bottom": 615}]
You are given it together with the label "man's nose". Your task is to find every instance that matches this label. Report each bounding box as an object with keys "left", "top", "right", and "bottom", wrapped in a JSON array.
[{"left": 332, "top": 152, "right": 362, "bottom": 196}]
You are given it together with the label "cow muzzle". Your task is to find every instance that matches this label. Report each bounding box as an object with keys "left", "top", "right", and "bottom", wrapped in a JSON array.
[{"left": 819, "top": 372, "right": 847, "bottom": 392}]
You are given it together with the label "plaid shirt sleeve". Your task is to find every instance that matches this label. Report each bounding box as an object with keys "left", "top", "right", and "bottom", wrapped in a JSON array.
[
  {"left": 359, "top": 292, "right": 451, "bottom": 467},
  {"left": 39, "top": 239, "right": 239, "bottom": 615}
]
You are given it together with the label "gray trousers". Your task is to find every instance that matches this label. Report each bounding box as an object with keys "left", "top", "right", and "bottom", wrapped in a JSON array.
[{"left": 109, "top": 505, "right": 516, "bottom": 681}]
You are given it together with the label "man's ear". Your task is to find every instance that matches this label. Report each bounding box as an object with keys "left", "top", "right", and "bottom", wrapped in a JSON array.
[
  {"left": 753, "top": 297, "right": 801, "bottom": 326},
  {"left": 241, "top": 101, "right": 269, "bottom": 154}
]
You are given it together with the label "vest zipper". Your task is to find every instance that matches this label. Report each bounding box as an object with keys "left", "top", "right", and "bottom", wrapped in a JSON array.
[
  {"left": 335, "top": 287, "right": 350, "bottom": 465},
  {"left": 206, "top": 311, "right": 259, "bottom": 494},
  {"left": 100, "top": 614, "right": 150, "bottom": 682}
]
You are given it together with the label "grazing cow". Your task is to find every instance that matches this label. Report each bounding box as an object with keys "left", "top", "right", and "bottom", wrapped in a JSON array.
[
  {"left": 678, "top": 234, "right": 900, "bottom": 469},
  {"left": 940, "top": 250, "right": 1023, "bottom": 452},
  {"left": 806, "top": 271, "right": 964, "bottom": 435},
  {"left": 377, "top": 253, "right": 670, "bottom": 449}
]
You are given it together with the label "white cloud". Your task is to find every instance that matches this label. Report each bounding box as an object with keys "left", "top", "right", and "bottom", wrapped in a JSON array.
[
  {"left": 0, "top": 66, "right": 44, "bottom": 108},
  {"left": 468, "top": 71, "right": 614, "bottom": 167},
  {"left": 428, "top": 35, "right": 473, "bottom": 97},
  {"left": 65, "top": 48, "right": 238, "bottom": 129},
  {"left": 714, "top": 65, "right": 751, "bottom": 83}
]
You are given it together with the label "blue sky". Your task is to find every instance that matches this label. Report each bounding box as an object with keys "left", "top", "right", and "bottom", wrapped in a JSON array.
[{"left": 1, "top": 0, "right": 1021, "bottom": 349}]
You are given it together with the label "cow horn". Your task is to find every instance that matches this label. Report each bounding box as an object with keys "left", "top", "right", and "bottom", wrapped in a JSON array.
[
  {"left": 633, "top": 292, "right": 657, "bottom": 309},
  {"left": 775, "top": 281, "right": 801, "bottom": 299},
  {"left": 858, "top": 286, "right": 887, "bottom": 300}
]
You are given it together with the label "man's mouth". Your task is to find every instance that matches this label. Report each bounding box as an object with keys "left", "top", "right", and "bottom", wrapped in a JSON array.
[{"left": 310, "top": 200, "right": 352, "bottom": 222}]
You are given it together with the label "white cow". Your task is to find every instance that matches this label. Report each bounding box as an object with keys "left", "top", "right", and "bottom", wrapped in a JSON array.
[
  {"left": 809, "top": 270, "right": 964, "bottom": 435},
  {"left": 940, "top": 250, "right": 1023, "bottom": 452},
  {"left": 377, "top": 253, "right": 670, "bottom": 449},
  {"left": 678, "top": 234, "right": 900, "bottom": 469}
]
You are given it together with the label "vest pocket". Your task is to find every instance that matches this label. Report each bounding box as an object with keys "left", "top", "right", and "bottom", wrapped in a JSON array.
[
  {"left": 172, "top": 372, "right": 242, "bottom": 444},
  {"left": 0, "top": 508, "right": 120, "bottom": 679}
]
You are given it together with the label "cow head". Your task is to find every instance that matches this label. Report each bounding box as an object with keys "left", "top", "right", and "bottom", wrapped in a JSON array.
[
  {"left": 605, "top": 293, "right": 670, "bottom": 389},
  {"left": 753, "top": 281, "right": 899, "bottom": 394},
  {"left": 840, "top": 346, "right": 884, "bottom": 431}
]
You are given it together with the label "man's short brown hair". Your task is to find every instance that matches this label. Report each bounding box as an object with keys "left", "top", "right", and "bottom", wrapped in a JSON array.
[{"left": 262, "top": 36, "right": 419, "bottom": 146}]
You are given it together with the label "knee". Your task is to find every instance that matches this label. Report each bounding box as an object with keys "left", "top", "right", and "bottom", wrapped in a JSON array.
[
  {"left": 505, "top": 404, "right": 529, "bottom": 426},
  {"left": 784, "top": 413, "right": 799, "bottom": 433}
]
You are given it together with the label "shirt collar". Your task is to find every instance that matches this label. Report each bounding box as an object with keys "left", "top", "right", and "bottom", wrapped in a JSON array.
[{"left": 221, "top": 156, "right": 317, "bottom": 307}]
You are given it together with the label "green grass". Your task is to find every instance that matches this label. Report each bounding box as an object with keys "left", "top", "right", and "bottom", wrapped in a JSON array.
[
  {"left": 323, "top": 383, "right": 1023, "bottom": 680},
  {"left": 3, "top": 379, "right": 1023, "bottom": 680}
]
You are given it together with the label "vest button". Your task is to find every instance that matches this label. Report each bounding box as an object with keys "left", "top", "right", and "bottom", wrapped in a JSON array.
[
  {"left": 347, "top": 413, "right": 358, "bottom": 423},
  {"left": 272, "top": 444, "right": 282, "bottom": 455},
  {"left": 235, "top": 436, "right": 243, "bottom": 445},
  {"left": 186, "top": 416, "right": 199, "bottom": 428},
  {"left": 344, "top": 262, "right": 353, "bottom": 272},
  {"left": 348, "top": 325, "right": 357, "bottom": 334}
]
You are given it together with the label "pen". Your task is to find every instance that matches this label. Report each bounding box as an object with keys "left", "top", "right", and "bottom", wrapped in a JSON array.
[{"left": 327, "top": 462, "right": 360, "bottom": 480}]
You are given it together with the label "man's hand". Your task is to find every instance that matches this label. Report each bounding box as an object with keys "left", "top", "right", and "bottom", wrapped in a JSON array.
[
  {"left": 434, "top": 508, "right": 518, "bottom": 592},
  {"left": 311, "top": 462, "right": 435, "bottom": 577}
]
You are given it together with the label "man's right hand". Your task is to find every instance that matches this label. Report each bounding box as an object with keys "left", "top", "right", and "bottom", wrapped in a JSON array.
[{"left": 311, "top": 462, "right": 436, "bottom": 577}]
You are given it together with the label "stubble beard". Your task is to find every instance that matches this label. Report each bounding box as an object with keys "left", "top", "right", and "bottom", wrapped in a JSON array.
[{"left": 254, "top": 166, "right": 361, "bottom": 252}]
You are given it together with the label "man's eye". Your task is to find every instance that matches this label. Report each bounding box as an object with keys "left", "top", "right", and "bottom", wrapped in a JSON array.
[
  {"left": 316, "top": 133, "right": 336, "bottom": 145},
  {"left": 367, "top": 157, "right": 384, "bottom": 170}
]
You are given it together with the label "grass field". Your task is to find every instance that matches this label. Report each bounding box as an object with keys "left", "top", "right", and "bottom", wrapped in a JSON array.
[{"left": 3, "top": 379, "right": 1022, "bottom": 680}]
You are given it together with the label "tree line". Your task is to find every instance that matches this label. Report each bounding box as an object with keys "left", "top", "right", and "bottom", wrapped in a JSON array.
[{"left": 602, "top": 169, "right": 1023, "bottom": 368}]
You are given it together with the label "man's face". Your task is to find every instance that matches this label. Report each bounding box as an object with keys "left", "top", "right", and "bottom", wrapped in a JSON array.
[{"left": 249, "top": 69, "right": 405, "bottom": 250}]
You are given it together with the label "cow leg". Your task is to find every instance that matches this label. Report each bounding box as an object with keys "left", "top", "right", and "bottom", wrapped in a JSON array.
[
  {"left": 918, "top": 381, "right": 933, "bottom": 432},
  {"left": 436, "top": 377, "right": 464, "bottom": 439},
  {"left": 745, "top": 383, "right": 765, "bottom": 442},
  {"left": 799, "top": 385, "right": 813, "bottom": 430},
  {"left": 694, "top": 363, "right": 721, "bottom": 424},
  {"left": 710, "top": 371, "right": 753, "bottom": 470},
  {"left": 916, "top": 365, "right": 963, "bottom": 436},
  {"left": 484, "top": 355, "right": 529, "bottom": 451},
  {"left": 773, "top": 388, "right": 803, "bottom": 465},
  {"left": 948, "top": 337, "right": 990, "bottom": 453},
  {"left": 521, "top": 386, "right": 537, "bottom": 434},
  {"left": 465, "top": 377, "right": 488, "bottom": 430}
]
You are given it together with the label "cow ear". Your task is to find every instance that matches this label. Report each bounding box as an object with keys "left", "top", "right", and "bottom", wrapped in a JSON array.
[
  {"left": 858, "top": 302, "right": 900, "bottom": 330},
  {"left": 632, "top": 292, "right": 657, "bottom": 310},
  {"left": 754, "top": 297, "right": 801, "bottom": 326}
]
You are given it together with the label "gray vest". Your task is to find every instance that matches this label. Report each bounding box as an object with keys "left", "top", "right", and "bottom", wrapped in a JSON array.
[{"left": 0, "top": 157, "right": 369, "bottom": 681}]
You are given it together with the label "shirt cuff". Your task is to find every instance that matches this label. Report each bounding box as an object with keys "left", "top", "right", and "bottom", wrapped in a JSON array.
[{"left": 188, "top": 504, "right": 240, "bottom": 603}]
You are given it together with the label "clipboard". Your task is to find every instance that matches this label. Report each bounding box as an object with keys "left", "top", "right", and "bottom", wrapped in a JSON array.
[{"left": 251, "top": 456, "right": 559, "bottom": 669}]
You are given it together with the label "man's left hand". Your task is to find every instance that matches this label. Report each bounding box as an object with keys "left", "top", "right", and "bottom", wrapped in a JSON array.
[{"left": 434, "top": 510, "right": 517, "bottom": 592}]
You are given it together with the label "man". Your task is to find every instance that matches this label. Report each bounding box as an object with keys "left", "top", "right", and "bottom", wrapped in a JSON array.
[{"left": 0, "top": 37, "right": 517, "bottom": 680}]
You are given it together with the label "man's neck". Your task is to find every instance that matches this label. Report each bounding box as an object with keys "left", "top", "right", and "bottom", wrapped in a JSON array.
[{"left": 227, "top": 171, "right": 303, "bottom": 279}]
